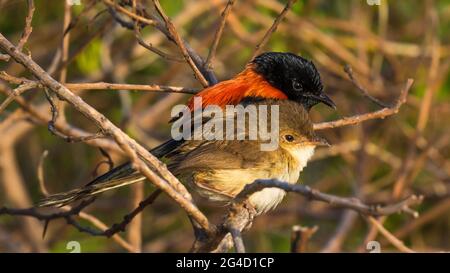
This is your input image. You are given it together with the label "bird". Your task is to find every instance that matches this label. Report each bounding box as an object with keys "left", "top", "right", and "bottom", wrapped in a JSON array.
[
  {"left": 37, "top": 52, "right": 334, "bottom": 207},
  {"left": 39, "top": 99, "right": 328, "bottom": 214}
]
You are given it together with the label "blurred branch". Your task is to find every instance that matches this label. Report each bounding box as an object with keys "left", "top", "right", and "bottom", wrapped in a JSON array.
[
  {"left": 366, "top": 216, "right": 415, "bottom": 253},
  {"left": 205, "top": 0, "right": 236, "bottom": 70},
  {"left": 0, "top": 82, "right": 38, "bottom": 114},
  {"left": 314, "top": 79, "right": 414, "bottom": 130},
  {"left": 65, "top": 82, "right": 198, "bottom": 94},
  {"left": 152, "top": 0, "right": 209, "bottom": 87},
  {"left": 343, "top": 64, "right": 389, "bottom": 108},
  {"left": 252, "top": 0, "right": 297, "bottom": 59},
  {"left": 0, "top": 33, "right": 214, "bottom": 236},
  {"left": 291, "top": 225, "right": 318, "bottom": 253},
  {"left": 16, "top": 0, "right": 34, "bottom": 52},
  {"left": 194, "top": 178, "right": 422, "bottom": 252}
]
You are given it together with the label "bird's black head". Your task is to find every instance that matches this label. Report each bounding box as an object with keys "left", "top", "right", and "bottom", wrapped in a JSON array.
[{"left": 251, "top": 52, "right": 335, "bottom": 110}]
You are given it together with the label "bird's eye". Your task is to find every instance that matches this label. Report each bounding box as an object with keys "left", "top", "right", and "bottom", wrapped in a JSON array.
[
  {"left": 284, "top": 134, "right": 295, "bottom": 142},
  {"left": 292, "top": 80, "right": 303, "bottom": 91}
]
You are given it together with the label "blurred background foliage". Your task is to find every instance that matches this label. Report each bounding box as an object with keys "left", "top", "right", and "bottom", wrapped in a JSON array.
[{"left": 0, "top": 0, "right": 449, "bottom": 252}]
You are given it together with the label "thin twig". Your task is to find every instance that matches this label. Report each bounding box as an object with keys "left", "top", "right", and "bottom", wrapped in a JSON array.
[
  {"left": 37, "top": 150, "right": 50, "bottom": 196},
  {"left": 235, "top": 179, "right": 423, "bottom": 217},
  {"left": 0, "top": 82, "right": 38, "bottom": 114},
  {"left": 152, "top": 0, "right": 209, "bottom": 87},
  {"left": 43, "top": 88, "right": 108, "bottom": 143},
  {"left": 0, "top": 33, "right": 214, "bottom": 235},
  {"left": 314, "top": 79, "right": 414, "bottom": 130},
  {"left": 344, "top": 64, "right": 389, "bottom": 108},
  {"left": 16, "top": 0, "right": 35, "bottom": 52},
  {"left": 205, "top": 0, "right": 236, "bottom": 70},
  {"left": 65, "top": 82, "right": 198, "bottom": 94},
  {"left": 251, "top": 0, "right": 297, "bottom": 59},
  {"left": 366, "top": 216, "right": 415, "bottom": 253},
  {"left": 102, "top": 0, "right": 156, "bottom": 26},
  {"left": 291, "top": 225, "right": 318, "bottom": 253}
]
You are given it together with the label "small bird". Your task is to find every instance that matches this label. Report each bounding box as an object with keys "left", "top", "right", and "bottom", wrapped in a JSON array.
[
  {"left": 39, "top": 99, "right": 328, "bottom": 214},
  {"left": 38, "top": 52, "right": 334, "bottom": 207}
]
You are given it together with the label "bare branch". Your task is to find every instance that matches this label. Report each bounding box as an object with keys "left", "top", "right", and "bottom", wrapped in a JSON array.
[
  {"left": 152, "top": 0, "right": 209, "bottom": 87},
  {"left": 16, "top": 0, "right": 35, "bottom": 52},
  {"left": 65, "top": 82, "right": 198, "bottom": 94},
  {"left": 366, "top": 216, "right": 415, "bottom": 253},
  {"left": 314, "top": 79, "right": 414, "bottom": 130},
  {"left": 0, "top": 33, "right": 214, "bottom": 235},
  {"left": 0, "top": 82, "right": 38, "bottom": 114},
  {"left": 344, "top": 64, "right": 389, "bottom": 108},
  {"left": 205, "top": 0, "right": 236, "bottom": 70},
  {"left": 291, "top": 225, "right": 318, "bottom": 253},
  {"left": 235, "top": 179, "right": 423, "bottom": 217},
  {"left": 252, "top": 0, "right": 297, "bottom": 59},
  {"left": 37, "top": 150, "right": 50, "bottom": 196},
  {"left": 102, "top": 0, "right": 156, "bottom": 26}
]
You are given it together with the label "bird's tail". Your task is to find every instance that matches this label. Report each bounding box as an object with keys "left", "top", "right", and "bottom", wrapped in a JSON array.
[
  {"left": 37, "top": 173, "right": 146, "bottom": 207},
  {"left": 37, "top": 139, "right": 183, "bottom": 207}
]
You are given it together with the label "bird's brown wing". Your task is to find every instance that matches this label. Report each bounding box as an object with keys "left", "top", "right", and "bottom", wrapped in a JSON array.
[{"left": 168, "top": 140, "right": 284, "bottom": 198}]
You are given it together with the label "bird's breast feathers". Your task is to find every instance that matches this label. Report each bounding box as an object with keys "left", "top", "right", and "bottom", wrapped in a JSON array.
[{"left": 185, "top": 145, "right": 316, "bottom": 214}]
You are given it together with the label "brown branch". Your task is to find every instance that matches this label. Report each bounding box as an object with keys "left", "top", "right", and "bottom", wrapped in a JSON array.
[
  {"left": 0, "top": 84, "right": 121, "bottom": 153},
  {"left": 251, "top": 0, "right": 297, "bottom": 60},
  {"left": 102, "top": 0, "right": 156, "bottom": 26},
  {"left": 65, "top": 82, "right": 198, "bottom": 94},
  {"left": 16, "top": 0, "right": 35, "bottom": 52},
  {"left": 366, "top": 216, "right": 415, "bottom": 253},
  {"left": 0, "top": 198, "right": 95, "bottom": 221},
  {"left": 343, "top": 64, "right": 389, "bottom": 108},
  {"left": 0, "top": 82, "right": 38, "bottom": 114},
  {"left": 103, "top": 189, "right": 162, "bottom": 237},
  {"left": 291, "top": 225, "right": 318, "bottom": 253},
  {"left": 37, "top": 150, "right": 50, "bottom": 196},
  {"left": 0, "top": 32, "right": 214, "bottom": 235},
  {"left": 235, "top": 179, "right": 423, "bottom": 217},
  {"left": 133, "top": 25, "right": 184, "bottom": 62},
  {"left": 152, "top": 0, "right": 209, "bottom": 87},
  {"left": 314, "top": 79, "right": 414, "bottom": 130},
  {"left": 204, "top": 0, "right": 236, "bottom": 70},
  {"left": 43, "top": 87, "right": 108, "bottom": 143}
]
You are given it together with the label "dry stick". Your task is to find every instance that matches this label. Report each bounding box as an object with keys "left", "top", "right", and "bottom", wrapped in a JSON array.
[
  {"left": 0, "top": 82, "right": 38, "bottom": 114},
  {"left": 56, "top": 1, "right": 71, "bottom": 124},
  {"left": 133, "top": 25, "right": 184, "bottom": 62},
  {"left": 366, "top": 216, "right": 415, "bottom": 253},
  {"left": 65, "top": 82, "right": 198, "bottom": 94},
  {"left": 152, "top": 0, "right": 209, "bottom": 87},
  {"left": 235, "top": 179, "right": 423, "bottom": 217},
  {"left": 251, "top": 0, "right": 297, "bottom": 60},
  {"left": 204, "top": 0, "right": 236, "bottom": 70},
  {"left": 35, "top": 152, "right": 137, "bottom": 253},
  {"left": 0, "top": 33, "right": 213, "bottom": 235},
  {"left": 198, "top": 179, "right": 422, "bottom": 253},
  {"left": 102, "top": 0, "right": 156, "bottom": 26},
  {"left": 130, "top": 0, "right": 183, "bottom": 63},
  {"left": 343, "top": 64, "right": 389, "bottom": 108},
  {"left": 291, "top": 225, "right": 318, "bottom": 253},
  {"left": 43, "top": 88, "right": 107, "bottom": 143},
  {"left": 37, "top": 150, "right": 50, "bottom": 196},
  {"left": 16, "top": 0, "right": 35, "bottom": 52},
  {"left": 314, "top": 79, "right": 414, "bottom": 130},
  {"left": 0, "top": 85, "right": 121, "bottom": 153},
  {"left": 105, "top": 2, "right": 217, "bottom": 85}
]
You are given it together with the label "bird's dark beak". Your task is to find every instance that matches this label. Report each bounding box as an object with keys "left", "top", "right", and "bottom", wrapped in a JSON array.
[
  {"left": 305, "top": 135, "right": 330, "bottom": 147},
  {"left": 316, "top": 93, "right": 336, "bottom": 109}
]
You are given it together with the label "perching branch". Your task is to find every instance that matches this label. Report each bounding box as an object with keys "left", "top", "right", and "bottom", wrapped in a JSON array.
[{"left": 0, "top": 33, "right": 214, "bottom": 236}]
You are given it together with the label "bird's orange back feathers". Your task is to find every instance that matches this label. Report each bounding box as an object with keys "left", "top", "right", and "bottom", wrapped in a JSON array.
[{"left": 187, "top": 66, "right": 287, "bottom": 111}]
